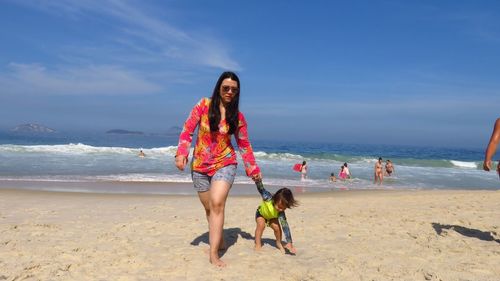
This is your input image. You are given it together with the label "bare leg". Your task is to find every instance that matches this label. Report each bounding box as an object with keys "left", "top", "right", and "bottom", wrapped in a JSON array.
[
  {"left": 269, "top": 219, "right": 285, "bottom": 253},
  {"left": 198, "top": 190, "right": 226, "bottom": 251},
  {"left": 198, "top": 190, "right": 210, "bottom": 223},
  {"left": 208, "top": 180, "right": 231, "bottom": 267},
  {"left": 254, "top": 216, "right": 266, "bottom": 250}
]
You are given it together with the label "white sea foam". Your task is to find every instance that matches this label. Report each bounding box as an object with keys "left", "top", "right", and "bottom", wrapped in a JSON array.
[
  {"left": 94, "top": 173, "right": 192, "bottom": 182},
  {"left": 0, "top": 143, "right": 180, "bottom": 156},
  {"left": 355, "top": 158, "right": 379, "bottom": 164},
  {"left": 450, "top": 160, "right": 478, "bottom": 169},
  {"left": 2, "top": 142, "right": 499, "bottom": 192},
  {"left": 253, "top": 151, "right": 303, "bottom": 160}
]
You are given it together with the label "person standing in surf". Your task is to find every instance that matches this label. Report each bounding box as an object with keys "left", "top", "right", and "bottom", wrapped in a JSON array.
[
  {"left": 374, "top": 157, "right": 384, "bottom": 185},
  {"left": 343, "top": 162, "right": 351, "bottom": 179},
  {"left": 339, "top": 165, "right": 347, "bottom": 180},
  {"left": 385, "top": 160, "right": 394, "bottom": 176},
  {"left": 175, "top": 71, "right": 262, "bottom": 267},
  {"left": 300, "top": 160, "right": 308, "bottom": 181},
  {"left": 483, "top": 118, "right": 500, "bottom": 179}
]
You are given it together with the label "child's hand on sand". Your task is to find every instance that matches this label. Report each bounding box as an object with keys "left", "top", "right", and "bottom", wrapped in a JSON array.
[{"left": 285, "top": 243, "right": 297, "bottom": 254}]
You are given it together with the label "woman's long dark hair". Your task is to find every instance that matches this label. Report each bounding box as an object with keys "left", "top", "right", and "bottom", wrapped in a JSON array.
[{"left": 209, "top": 71, "right": 240, "bottom": 135}]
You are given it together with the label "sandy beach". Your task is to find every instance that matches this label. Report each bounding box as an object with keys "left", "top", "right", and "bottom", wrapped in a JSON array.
[{"left": 1, "top": 186, "right": 499, "bottom": 281}]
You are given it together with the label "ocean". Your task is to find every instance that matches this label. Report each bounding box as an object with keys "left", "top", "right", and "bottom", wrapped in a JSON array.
[{"left": 0, "top": 131, "right": 498, "bottom": 194}]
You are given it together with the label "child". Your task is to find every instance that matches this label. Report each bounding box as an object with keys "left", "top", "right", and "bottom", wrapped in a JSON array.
[
  {"left": 254, "top": 180, "right": 298, "bottom": 254},
  {"left": 339, "top": 165, "right": 347, "bottom": 180},
  {"left": 330, "top": 172, "right": 337, "bottom": 182}
]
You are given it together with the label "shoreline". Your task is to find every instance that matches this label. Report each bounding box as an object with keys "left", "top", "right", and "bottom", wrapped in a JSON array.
[{"left": 0, "top": 179, "right": 497, "bottom": 197}]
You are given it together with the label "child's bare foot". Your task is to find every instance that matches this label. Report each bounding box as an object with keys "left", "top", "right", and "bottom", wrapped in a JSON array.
[
  {"left": 210, "top": 255, "right": 226, "bottom": 267},
  {"left": 277, "top": 246, "right": 286, "bottom": 254},
  {"left": 254, "top": 244, "right": 262, "bottom": 251},
  {"left": 276, "top": 241, "right": 286, "bottom": 253}
]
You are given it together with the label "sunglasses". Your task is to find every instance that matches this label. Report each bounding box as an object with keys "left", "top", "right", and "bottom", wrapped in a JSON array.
[{"left": 221, "top": 85, "right": 239, "bottom": 94}]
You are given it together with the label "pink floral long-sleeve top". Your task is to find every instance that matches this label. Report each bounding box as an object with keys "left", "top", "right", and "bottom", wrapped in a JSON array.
[{"left": 176, "top": 98, "right": 260, "bottom": 177}]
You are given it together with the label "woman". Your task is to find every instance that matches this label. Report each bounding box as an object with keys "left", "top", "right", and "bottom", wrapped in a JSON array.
[
  {"left": 300, "top": 160, "right": 308, "bottom": 180},
  {"left": 374, "top": 157, "right": 384, "bottom": 185},
  {"left": 175, "top": 71, "right": 262, "bottom": 267},
  {"left": 385, "top": 159, "right": 394, "bottom": 176},
  {"left": 343, "top": 162, "right": 351, "bottom": 179}
]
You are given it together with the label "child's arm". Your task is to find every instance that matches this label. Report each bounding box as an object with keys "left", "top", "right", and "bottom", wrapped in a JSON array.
[
  {"left": 278, "top": 212, "right": 296, "bottom": 254},
  {"left": 255, "top": 180, "right": 273, "bottom": 201}
]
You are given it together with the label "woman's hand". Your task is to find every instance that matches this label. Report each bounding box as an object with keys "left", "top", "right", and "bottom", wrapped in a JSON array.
[
  {"left": 251, "top": 172, "right": 262, "bottom": 182},
  {"left": 175, "top": 155, "right": 188, "bottom": 171}
]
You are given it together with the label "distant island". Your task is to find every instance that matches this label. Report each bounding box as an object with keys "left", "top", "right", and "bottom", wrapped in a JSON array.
[
  {"left": 106, "top": 129, "right": 144, "bottom": 135},
  {"left": 11, "top": 123, "right": 56, "bottom": 133},
  {"left": 166, "top": 126, "right": 182, "bottom": 136},
  {"left": 149, "top": 126, "right": 182, "bottom": 137}
]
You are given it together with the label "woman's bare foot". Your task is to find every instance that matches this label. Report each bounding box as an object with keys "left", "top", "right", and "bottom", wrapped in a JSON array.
[
  {"left": 219, "top": 238, "right": 227, "bottom": 251},
  {"left": 210, "top": 254, "right": 226, "bottom": 267},
  {"left": 254, "top": 244, "right": 262, "bottom": 251},
  {"left": 203, "top": 240, "right": 226, "bottom": 255}
]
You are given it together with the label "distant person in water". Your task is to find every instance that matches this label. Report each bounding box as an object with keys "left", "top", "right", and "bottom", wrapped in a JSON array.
[
  {"left": 483, "top": 118, "right": 500, "bottom": 179},
  {"left": 330, "top": 172, "right": 337, "bottom": 182},
  {"left": 138, "top": 150, "right": 146, "bottom": 158},
  {"left": 385, "top": 160, "right": 394, "bottom": 176},
  {"left": 339, "top": 165, "right": 347, "bottom": 180},
  {"left": 300, "top": 161, "right": 308, "bottom": 181},
  {"left": 374, "top": 157, "right": 383, "bottom": 185},
  {"left": 343, "top": 163, "right": 351, "bottom": 179}
]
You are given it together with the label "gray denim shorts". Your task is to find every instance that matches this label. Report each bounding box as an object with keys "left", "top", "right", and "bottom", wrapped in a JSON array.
[{"left": 192, "top": 164, "right": 237, "bottom": 192}]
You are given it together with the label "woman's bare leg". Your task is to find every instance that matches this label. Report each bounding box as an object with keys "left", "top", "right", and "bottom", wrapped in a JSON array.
[
  {"left": 198, "top": 191, "right": 210, "bottom": 223},
  {"left": 198, "top": 189, "right": 226, "bottom": 251},
  {"left": 208, "top": 180, "right": 231, "bottom": 267}
]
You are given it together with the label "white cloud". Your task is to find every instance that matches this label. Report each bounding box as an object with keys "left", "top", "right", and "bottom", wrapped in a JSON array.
[
  {"left": 11, "top": 0, "right": 241, "bottom": 70},
  {"left": 0, "top": 63, "right": 161, "bottom": 95}
]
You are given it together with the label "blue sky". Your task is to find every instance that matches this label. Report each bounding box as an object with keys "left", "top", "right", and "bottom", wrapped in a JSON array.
[{"left": 0, "top": 0, "right": 499, "bottom": 148}]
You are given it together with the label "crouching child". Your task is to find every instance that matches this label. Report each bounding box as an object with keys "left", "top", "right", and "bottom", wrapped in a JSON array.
[{"left": 254, "top": 180, "right": 298, "bottom": 254}]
